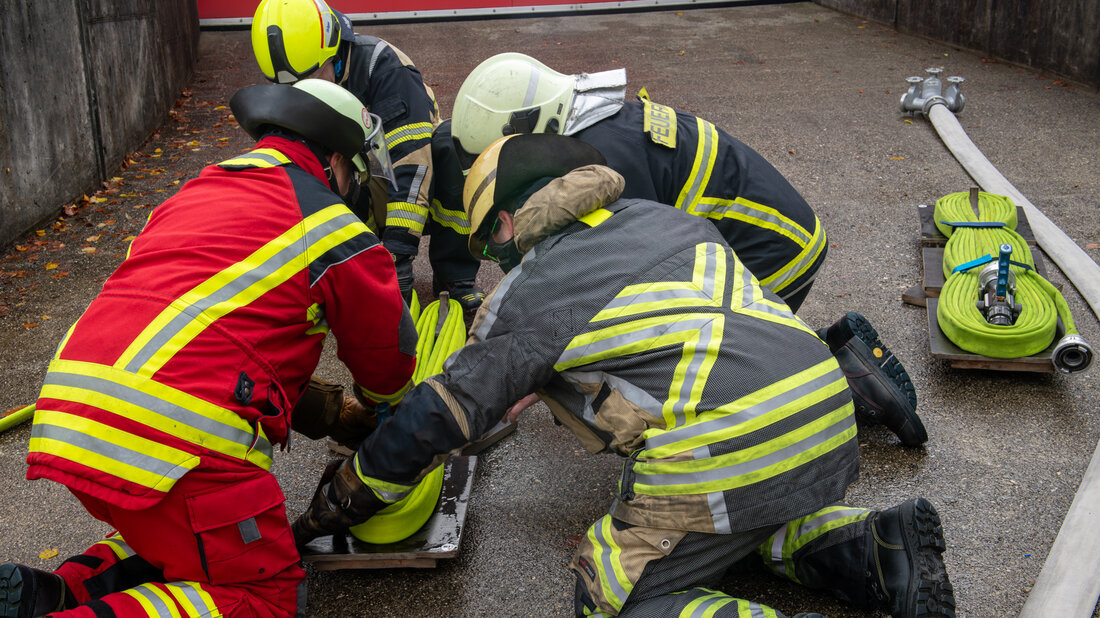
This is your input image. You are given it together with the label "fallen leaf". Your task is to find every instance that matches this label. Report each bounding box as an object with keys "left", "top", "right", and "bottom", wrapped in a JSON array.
[
  {"left": 50, "top": 272, "right": 69, "bottom": 279},
  {"left": 36, "top": 230, "right": 45, "bottom": 237},
  {"left": 86, "top": 235, "right": 101, "bottom": 242},
  {"left": 110, "top": 176, "right": 123, "bottom": 182},
  {"left": 81, "top": 247, "right": 97, "bottom": 254},
  {"left": 1086, "top": 243, "right": 1100, "bottom": 249},
  {"left": 122, "top": 235, "right": 137, "bottom": 242},
  {"left": 904, "top": 119, "right": 914, "bottom": 124},
  {"left": 23, "top": 322, "right": 38, "bottom": 329},
  {"left": 214, "top": 105, "right": 226, "bottom": 110},
  {"left": 890, "top": 156, "right": 906, "bottom": 160},
  {"left": 45, "top": 262, "right": 59, "bottom": 270},
  {"left": 38, "top": 548, "right": 59, "bottom": 560},
  {"left": 15, "top": 245, "right": 27, "bottom": 252}
]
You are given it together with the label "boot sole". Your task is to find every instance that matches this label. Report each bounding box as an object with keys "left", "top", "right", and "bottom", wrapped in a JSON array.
[
  {"left": 0, "top": 563, "right": 25, "bottom": 618},
  {"left": 900, "top": 499, "right": 956, "bottom": 618},
  {"left": 833, "top": 313, "right": 926, "bottom": 446}
]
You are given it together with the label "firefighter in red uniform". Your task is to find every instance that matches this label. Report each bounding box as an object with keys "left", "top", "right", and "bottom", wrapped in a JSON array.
[{"left": 0, "top": 79, "right": 416, "bottom": 618}]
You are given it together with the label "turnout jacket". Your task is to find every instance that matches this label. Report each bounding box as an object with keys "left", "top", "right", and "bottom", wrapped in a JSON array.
[
  {"left": 353, "top": 166, "right": 859, "bottom": 533},
  {"left": 572, "top": 99, "right": 827, "bottom": 302},
  {"left": 27, "top": 137, "right": 417, "bottom": 510},
  {"left": 343, "top": 34, "right": 441, "bottom": 254}
]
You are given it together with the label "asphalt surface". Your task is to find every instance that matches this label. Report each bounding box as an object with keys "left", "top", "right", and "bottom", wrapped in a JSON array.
[{"left": 2, "top": 2, "right": 1100, "bottom": 616}]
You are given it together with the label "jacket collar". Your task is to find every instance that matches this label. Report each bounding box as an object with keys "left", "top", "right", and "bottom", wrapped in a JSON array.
[
  {"left": 511, "top": 164, "right": 625, "bottom": 254},
  {"left": 255, "top": 135, "right": 333, "bottom": 189}
]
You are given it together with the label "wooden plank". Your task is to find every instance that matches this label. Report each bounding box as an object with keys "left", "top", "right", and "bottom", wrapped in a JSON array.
[
  {"left": 919, "top": 203, "right": 1038, "bottom": 247},
  {"left": 926, "top": 298, "right": 1057, "bottom": 373},
  {"left": 300, "top": 455, "right": 477, "bottom": 570},
  {"left": 902, "top": 285, "right": 927, "bottom": 308}
]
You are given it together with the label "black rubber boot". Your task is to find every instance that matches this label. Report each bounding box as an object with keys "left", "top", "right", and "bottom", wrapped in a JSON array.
[
  {"left": 433, "top": 277, "right": 486, "bottom": 314},
  {"left": 819, "top": 312, "right": 926, "bottom": 446},
  {"left": 291, "top": 459, "right": 387, "bottom": 547},
  {"left": 866, "top": 499, "right": 956, "bottom": 618},
  {"left": 0, "top": 563, "right": 71, "bottom": 618}
]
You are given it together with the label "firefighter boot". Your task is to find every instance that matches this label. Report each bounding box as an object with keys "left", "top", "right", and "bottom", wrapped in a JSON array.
[
  {"left": 434, "top": 277, "right": 486, "bottom": 315},
  {"left": 866, "top": 499, "right": 956, "bottom": 618},
  {"left": 819, "top": 312, "right": 926, "bottom": 446},
  {"left": 0, "top": 563, "right": 73, "bottom": 618},
  {"left": 291, "top": 459, "right": 386, "bottom": 547}
]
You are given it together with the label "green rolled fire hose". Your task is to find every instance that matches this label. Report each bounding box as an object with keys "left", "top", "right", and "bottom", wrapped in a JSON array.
[
  {"left": 935, "top": 190, "right": 1085, "bottom": 362},
  {"left": 0, "top": 404, "right": 35, "bottom": 434},
  {"left": 349, "top": 291, "right": 467, "bottom": 544}
]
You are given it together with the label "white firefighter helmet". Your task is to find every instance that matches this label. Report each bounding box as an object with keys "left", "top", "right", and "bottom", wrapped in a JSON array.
[{"left": 451, "top": 53, "right": 576, "bottom": 170}]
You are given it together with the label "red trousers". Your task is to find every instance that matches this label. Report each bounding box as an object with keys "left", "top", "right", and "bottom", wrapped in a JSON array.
[{"left": 50, "top": 464, "right": 304, "bottom": 617}]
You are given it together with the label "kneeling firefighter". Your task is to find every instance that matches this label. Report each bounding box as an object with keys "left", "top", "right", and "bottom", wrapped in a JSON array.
[
  {"left": 0, "top": 79, "right": 416, "bottom": 618},
  {"left": 450, "top": 53, "right": 926, "bottom": 447},
  {"left": 291, "top": 134, "right": 956, "bottom": 617}
]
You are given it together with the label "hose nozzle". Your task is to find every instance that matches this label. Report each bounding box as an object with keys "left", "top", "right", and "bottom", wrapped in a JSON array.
[{"left": 1052, "top": 334, "right": 1094, "bottom": 373}]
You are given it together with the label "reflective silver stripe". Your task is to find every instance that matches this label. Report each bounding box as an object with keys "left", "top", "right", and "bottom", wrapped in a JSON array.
[
  {"left": 373, "top": 486, "right": 411, "bottom": 502},
  {"left": 31, "top": 422, "right": 191, "bottom": 483},
  {"left": 523, "top": 61, "right": 539, "bottom": 106},
  {"left": 387, "top": 124, "right": 432, "bottom": 146},
  {"left": 100, "top": 536, "right": 136, "bottom": 558},
  {"left": 636, "top": 413, "right": 855, "bottom": 487},
  {"left": 166, "top": 582, "right": 213, "bottom": 616},
  {"left": 386, "top": 206, "right": 428, "bottom": 229},
  {"left": 474, "top": 247, "right": 534, "bottom": 342},
  {"left": 768, "top": 227, "right": 826, "bottom": 293},
  {"left": 645, "top": 367, "right": 844, "bottom": 449},
  {"left": 43, "top": 371, "right": 272, "bottom": 459},
  {"left": 368, "top": 41, "right": 389, "bottom": 77},
  {"left": 559, "top": 371, "right": 664, "bottom": 420},
  {"left": 687, "top": 594, "right": 727, "bottom": 618},
  {"left": 429, "top": 201, "right": 472, "bottom": 233},
  {"left": 404, "top": 164, "right": 428, "bottom": 204},
  {"left": 123, "top": 212, "right": 361, "bottom": 372},
  {"left": 750, "top": 602, "right": 768, "bottom": 618},
  {"left": 699, "top": 200, "right": 812, "bottom": 246},
  {"left": 776, "top": 268, "right": 818, "bottom": 300},
  {"left": 677, "top": 120, "right": 715, "bottom": 209},
  {"left": 133, "top": 584, "right": 175, "bottom": 617},
  {"left": 592, "top": 519, "right": 631, "bottom": 607},
  {"left": 708, "top": 490, "right": 731, "bottom": 534},
  {"left": 769, "top": 524, "right": 789, "bottom": 576},
  {"left": 796, "top": 506, "right": 868, "bottom": 539},
  {"left": 557, "top": 317, "right": 714, "bottom": 368},
  {"left": 600, "top": 244, "right": 720, "bottom": 311}
]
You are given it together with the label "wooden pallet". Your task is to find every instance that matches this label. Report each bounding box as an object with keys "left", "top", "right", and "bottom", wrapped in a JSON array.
[
  {"left": 299, "top": 455, "right": 477, "bottom": 570},
  {"left": 908, "top": 200, "right": 1060, "bottom": 372}
]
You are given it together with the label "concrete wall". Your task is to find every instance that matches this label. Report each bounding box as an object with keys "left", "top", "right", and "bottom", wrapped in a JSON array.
[
  {"left": 0, "top": 0, "right": 199, "bottom": 246},
  {"left": 814, "top": 0, "right": 1100, "bottom": 89}
]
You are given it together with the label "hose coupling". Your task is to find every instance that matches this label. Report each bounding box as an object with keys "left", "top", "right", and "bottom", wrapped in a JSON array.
[{"left": 1052, "top": 334, "right": 1094, "bottom": 374}]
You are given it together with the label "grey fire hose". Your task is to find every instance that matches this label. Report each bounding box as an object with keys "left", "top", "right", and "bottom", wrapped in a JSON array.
[{"left": 901, "top": 68, "right": 1100, "bottom": 617}]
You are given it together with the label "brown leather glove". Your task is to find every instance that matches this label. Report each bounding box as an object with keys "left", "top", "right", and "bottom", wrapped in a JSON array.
[
  {"left": 290, "top": 378, "right": 380, "bottom": 449},
  {"left": 291, "top": 459, "right": 386, "bottom": 547}
]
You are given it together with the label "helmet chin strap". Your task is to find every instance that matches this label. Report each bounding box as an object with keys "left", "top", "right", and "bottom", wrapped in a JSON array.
[{"left": 322, "top": 159, "right": 361, "bottom": 206}]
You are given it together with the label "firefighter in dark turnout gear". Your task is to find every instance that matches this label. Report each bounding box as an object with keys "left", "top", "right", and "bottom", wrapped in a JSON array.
[
  {"left": 449, "top": 52, "right": 925, "bottom": 447},
  {"left": 291, "top": 134, "right": 956, "bottom": 617},
  {"left": 0, "top": 79, "right": 417, "bottom": 618},
  {"left": 252, "top": 0, "right": 484, "bottom": 312}
]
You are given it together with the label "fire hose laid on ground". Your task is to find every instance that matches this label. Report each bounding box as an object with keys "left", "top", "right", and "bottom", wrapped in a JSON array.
[
  {"left": 935, "top": 189, "right": 1092, "bottom": 370},
  {"left": 349, "top": 291, "right": 467, "bottom": 544},
  {"left": 902, "top": 70, "right": 1100, "bottom": 617}
]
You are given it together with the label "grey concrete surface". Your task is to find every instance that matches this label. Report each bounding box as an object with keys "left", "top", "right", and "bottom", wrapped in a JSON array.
[{"left": 2, "top": 2, "right": 1099, "bottom": 616}]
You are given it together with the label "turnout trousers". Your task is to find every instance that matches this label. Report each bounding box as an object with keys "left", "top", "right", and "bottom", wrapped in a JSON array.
[
  {"left": 49, "top": 464, "right": 305, "bottom": 617},
  {"left": 573, "top": 504, "right": 874, "bottom": 617}
]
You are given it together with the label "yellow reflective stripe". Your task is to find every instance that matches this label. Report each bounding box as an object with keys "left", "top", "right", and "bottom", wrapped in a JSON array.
[
  {"left": 730, "top": 256, "right": 817, "bottom": 336},
  {"left": 216, "top": 148, "right": 292, "bottom": 169},
  {"left": 353, "top": 456, "right": 416, "bottom": 502},
  {"left": 385, "top": 122, "right": 434, "bottom": 148},
  {"left": 697, "top": 195, "right": 812, "bottom": 245},
  {"left": 578, "top": 207, "right": 614, "bottom": 227},
  {"left": 641, "top": 359, "right": 846, "bottom": 458},
  {"left": 122, "top": 583, "right": 180, "bottom": 618},
  {"left": 96, "top": 535, "right": 135, "bottom": 560},
  {"left": 759, "top": 215, "right": 827, "bottom": 293},
  {"left": 588, "top": 517, "right": 629, "bottom": 611},
  {"left": 357, "top": 380, "right": 413, "bottom": 406},
  {"left": 675, "top": 118, "right": 718, "bottom": 212},
  {"left": 680, "top": 591, "right": 734, "bottom": 618},
  {"left": 115, "top": 205, "right": 360, "bottom": 376},
  {"left": 166, "top": 582, "right": 222, "bottom": 617},
  {"left": 53, "top": 320, "right": 80, "bottom": 359},
  {"left": 592, "top": 243, "right": 726, "bottom": 321},
  {"left": 429, "top": 199, "right": 472, "bottom": 234},
  {"left": 42, "top": 359, "right": 273, "bottom": 469},
  {"left": 30, "top": 409, "right": 198, "bottom": 491},
  {"left": 387, "top": 201, "right": 429, "bottom": 233},
  {"left": 632, "top": 405, "right": 856, "bottom": 496}
]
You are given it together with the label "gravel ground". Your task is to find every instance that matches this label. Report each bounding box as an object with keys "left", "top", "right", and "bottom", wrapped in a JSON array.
[{"left": 2, "top": 3, "right": 1099, "bottom": 616}]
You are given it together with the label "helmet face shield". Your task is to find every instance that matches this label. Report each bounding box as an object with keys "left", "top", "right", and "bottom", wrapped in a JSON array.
[{"left": 360, "top": 112, "right": 397, "bottom": 190}]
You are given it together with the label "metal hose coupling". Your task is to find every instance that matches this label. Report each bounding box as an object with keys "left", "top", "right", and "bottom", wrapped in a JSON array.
[{"left": 1052, "top": 334, "right": 1094, "bottom": 373}]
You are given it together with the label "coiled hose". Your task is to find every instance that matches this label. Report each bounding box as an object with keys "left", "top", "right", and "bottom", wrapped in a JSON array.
[
  {"left": 936, "top": 191, "right": 1089, "bottom": 368},
  {"left": 349, "top": 290, "right": 468, "bottom": 544}
]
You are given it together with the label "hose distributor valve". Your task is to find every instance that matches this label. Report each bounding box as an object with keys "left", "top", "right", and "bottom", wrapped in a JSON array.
[{"left": 976, "top": 243, "right": 1021, "bottom": 326}]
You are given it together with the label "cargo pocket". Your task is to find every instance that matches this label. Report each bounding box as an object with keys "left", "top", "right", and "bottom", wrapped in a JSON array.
[{"left": 186, "top": 472, "right": 298, "bottom": 585}]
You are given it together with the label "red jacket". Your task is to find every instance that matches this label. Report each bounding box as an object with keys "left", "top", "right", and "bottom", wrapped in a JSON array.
[{"left": 27, "top": 136, "right": 416, "bottom": 509}]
